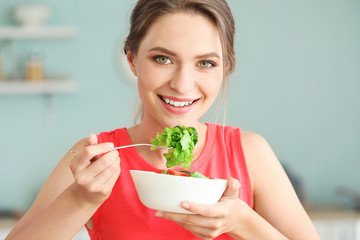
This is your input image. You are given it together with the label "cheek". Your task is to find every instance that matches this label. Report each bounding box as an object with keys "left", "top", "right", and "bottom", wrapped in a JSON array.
[
  {"left": 137, "top": 63, "right": 171, "bottom": 90},
  {"left": 206, "top": 72, "right": 223, "bottom": 95}
]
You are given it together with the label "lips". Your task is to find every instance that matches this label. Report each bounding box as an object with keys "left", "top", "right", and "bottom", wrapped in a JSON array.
[
  {"left": 161, "top": 96, "right": 195, "bottom": 107},
  {"left": 158, "top": 95, "right": 199, "bottom": 114}
]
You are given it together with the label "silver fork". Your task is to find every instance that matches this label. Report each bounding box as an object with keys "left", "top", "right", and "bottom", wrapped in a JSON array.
[{"left": 70, "top": 143, "right": 172, "bottom": 153}]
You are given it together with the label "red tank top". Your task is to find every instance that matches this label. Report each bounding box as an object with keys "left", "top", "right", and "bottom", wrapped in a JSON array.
[{"left": 86, "top": 123, "right": 253, "bottom": 240}]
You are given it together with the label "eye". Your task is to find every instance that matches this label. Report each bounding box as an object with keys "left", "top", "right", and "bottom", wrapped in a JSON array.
[
  {"left": 154, "top": 55, "right": 172, "bottom": 64},
  {"left": 199, "top": 60, "right": 215, "bottom": 68}
]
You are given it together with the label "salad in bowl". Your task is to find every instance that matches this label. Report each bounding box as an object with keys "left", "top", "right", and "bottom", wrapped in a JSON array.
[{"left": 130, "top": 126, "right": 228, "bottom": 213}]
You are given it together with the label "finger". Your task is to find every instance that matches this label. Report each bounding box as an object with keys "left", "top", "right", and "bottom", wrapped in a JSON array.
[
  {"left": 176, "top": 222, "right": 211, "bottom": 239},
  {"left": 176, "top": 222, "right": 219, "bottom": 240},
  {"left": 85, "top": 154, "right": 121, "bottom": 193},
  {"left": 72, "top": 151, "right": 119, "bottom": 190},
  {"left": 180, "top": 201, "right": 225, "bottom": 218},
  {"left": 73, "top": 142, "right": 114, "bottom": 171},
  {"left": 91, "top": 152, "right": 120, "bottom": 184},
  {"left": 100, "top": 159, "right": 121, "bottom": 190},
  {"left": 157, "top": 212, "right": 222, "bottom": 239},
  {"left": 157, "top": 209, "right": 221, "bottom": 227},
  {"left": 80, "top": 149, "right": 119, "bottom": 179},
  {"left": 221, "top": 177, "right": 240, "bottom": 200},
  {"left": 156, "top": 211, "right": 205, "bottom": 228}
]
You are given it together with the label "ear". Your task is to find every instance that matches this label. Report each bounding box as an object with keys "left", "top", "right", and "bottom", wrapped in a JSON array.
[{"left": 125, "top": 49, "right": 138, "bottom": 77}]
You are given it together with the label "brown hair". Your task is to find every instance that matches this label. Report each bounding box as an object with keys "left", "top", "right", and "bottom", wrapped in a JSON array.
[{"left": 124, "top": 0, "right": 235, "bottom": 123}]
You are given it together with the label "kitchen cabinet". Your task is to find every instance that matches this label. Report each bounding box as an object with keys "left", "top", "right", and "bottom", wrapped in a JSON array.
[{"left": 309, "top": 210, "right": 360, "bottom": 240}]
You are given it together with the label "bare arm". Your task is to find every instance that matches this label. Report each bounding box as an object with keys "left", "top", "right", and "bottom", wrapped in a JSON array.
[
  {"left": 6, "top": 134, "right": 120, "bottom": 240},
  {"left": 240, "top": 131, "right": 320, "bottom": 239}
]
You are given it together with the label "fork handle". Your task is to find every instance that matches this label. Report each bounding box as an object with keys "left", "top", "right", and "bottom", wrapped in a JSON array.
[
  {"left": 113, "top": 144, "right": 171, "bottom": 150},
  {"left": 70, "top": 143, "right": 170, "bottom": 153},
  {"left": 113, "top": 144, "right": 153, "bottom": 150}
]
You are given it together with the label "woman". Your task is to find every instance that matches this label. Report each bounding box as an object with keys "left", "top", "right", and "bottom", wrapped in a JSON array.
[{"left": 6, "top": 0, "right": 320, "bottom": 239}]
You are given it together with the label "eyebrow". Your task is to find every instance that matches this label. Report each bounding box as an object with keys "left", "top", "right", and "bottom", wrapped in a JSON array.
[
  {"left": 195, "top": 52, "right": 221, "bottom": 59},
  {"left": 148, "top": 47, "right": 176, "bottom": 56},
  {"left": 148, "top": 46, "right": 221, "bottom": 59}
]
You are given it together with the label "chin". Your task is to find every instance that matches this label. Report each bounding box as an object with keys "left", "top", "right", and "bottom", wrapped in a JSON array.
[{"left": 159, "top": 118, "right": 199, "bottom": 128}]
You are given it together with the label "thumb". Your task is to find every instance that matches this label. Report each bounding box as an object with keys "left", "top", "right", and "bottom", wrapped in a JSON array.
[
  {"left": 86, "top": 133, "right": 98, "bottom": 146},
  {"left": 221, "top": 177, "right": 240, "bottom": 200}
]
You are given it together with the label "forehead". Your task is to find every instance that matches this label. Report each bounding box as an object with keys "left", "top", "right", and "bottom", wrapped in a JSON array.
[{"left": 138, "top": 12, "right": 222, "bottom": 57}]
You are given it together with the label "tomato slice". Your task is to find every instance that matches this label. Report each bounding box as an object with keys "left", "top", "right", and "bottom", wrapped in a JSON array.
[
  {"left": 155, "top": 169, "right": 213, "bottom": 178},
  {"left": 155, "top": 169, "right": 165, "bottom": 174},
  {"left": 166, "top": 169, "right": 191, "bottom": 177},
  {"left": 155, "top": 169, "right": 191, "bottom": 177}
]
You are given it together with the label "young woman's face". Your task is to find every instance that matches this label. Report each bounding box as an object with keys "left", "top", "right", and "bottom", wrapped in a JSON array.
[{"left": 129, "top": 12, "right": 224, "bottom": 127}]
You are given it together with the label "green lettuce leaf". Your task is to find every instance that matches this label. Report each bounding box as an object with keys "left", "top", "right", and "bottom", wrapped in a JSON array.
[
  {"left": 151, "top": 126, "right": 198, "bottom": 169},
  {"left": 190, "top": 171, "right": 209, "bottom": 179}
]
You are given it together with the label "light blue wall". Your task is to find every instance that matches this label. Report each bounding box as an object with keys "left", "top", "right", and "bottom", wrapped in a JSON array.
[{"left": 0, "top": 0, "right": 359, "bottom": 211}]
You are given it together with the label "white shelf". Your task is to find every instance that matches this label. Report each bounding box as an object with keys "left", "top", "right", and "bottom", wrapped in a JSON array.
[
  {"left": 0, "top": 78, "right": 77, "bottom": 95},
  {"left": 0, "top": 26, "right": 76, "bottom": 39}
]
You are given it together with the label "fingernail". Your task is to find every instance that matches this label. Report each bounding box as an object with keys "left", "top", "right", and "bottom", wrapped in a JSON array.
[
  {"left": 182, "top": 202, "right": 190, "bottom": 210},
  {"left": 155, "top": 211, "right": 163, "bottom": 217}
]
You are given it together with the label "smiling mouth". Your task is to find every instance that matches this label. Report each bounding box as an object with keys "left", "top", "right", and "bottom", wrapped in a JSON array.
[{"left": 159, "top": 96, "right": 197, "bottom": 107}]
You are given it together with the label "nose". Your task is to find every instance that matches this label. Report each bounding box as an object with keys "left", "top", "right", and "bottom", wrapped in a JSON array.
[{"left": 169, "top": 64, "right": 195, "bottom": 94}]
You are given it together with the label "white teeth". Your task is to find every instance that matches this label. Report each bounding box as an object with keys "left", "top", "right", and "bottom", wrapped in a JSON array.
[{"left": 161, "top": 96, "right": 194, "bottom": 107}]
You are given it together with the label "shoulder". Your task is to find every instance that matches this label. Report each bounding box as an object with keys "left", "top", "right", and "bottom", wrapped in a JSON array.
[
  {"left": 240, "top": 131, "right": 277, "bottom": 165},
  {"left": 239, "top": 131, "right": 284, "bottom": 192},
  {"left": 210, "top": 124, "right": 275, "bottom": 161},
  {"left": 239, "top": 130, "right": 278, "bottom": 166},
  {"left": 240, "top": 131, "right": 275, "bottom": 161}
]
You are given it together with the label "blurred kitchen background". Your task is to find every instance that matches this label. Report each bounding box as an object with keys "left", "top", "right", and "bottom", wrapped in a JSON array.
[{"left": 0, "top": 0, "right": 359, "bottom": 239}]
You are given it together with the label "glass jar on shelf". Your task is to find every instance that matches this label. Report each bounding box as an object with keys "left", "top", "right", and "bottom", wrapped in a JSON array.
[
  {"left": 25, "top": 51, "right": 44, "bottom": 82},
  {"left": 0, "top": 50, "right": 3, "bottom": 81}
]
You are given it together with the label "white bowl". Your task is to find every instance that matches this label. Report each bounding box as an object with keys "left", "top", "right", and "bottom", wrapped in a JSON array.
[
  {"left": 14, "top": 5, "right": 51, "bottom": 28},
  {"left": 130, "top": 170, "right": 228, "bottom": 214}
]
